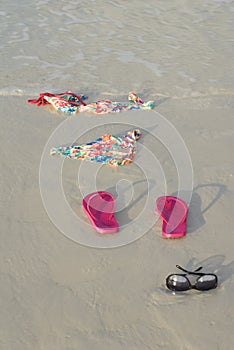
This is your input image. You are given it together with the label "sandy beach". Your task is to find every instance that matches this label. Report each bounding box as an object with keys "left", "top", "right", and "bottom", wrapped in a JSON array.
[{"left": 1, "top": 1, "right": 234, "bottom": 349}]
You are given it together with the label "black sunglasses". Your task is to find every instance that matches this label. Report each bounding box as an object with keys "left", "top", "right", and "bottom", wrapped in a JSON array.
[{"left": 166, "top": 265, "right": 218, "bottom": 292}]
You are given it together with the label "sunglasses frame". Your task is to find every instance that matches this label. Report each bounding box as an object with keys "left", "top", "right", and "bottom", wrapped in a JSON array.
[{"left": 166, "top": 265, "right": 218, "bottom": 291}]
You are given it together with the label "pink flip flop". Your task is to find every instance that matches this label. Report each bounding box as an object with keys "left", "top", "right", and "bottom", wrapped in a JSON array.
[
  {"left": 156, "top": 196, "right": 188, "bottom": 238},
  {"left": 82, "top": 191, "right": 119, "bottom": 234}
]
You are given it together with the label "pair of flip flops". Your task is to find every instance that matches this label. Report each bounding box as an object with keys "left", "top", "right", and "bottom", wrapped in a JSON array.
[{"left": 82, "top": 192, "right": 188, "bottom": 238}]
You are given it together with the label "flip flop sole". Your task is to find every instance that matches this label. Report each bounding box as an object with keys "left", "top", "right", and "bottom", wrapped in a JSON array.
[
  {"left": 156, "top": 196, "right": 188, "bottom": 238},
  {"left": 82, "top": 191, "right": 119, "bottom": 234}
]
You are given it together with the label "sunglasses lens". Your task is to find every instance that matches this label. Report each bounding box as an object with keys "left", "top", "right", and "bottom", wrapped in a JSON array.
[
  {"left": 167, "top": 275, "right": 190, "bottom": 291},
  {"left": 196, "top": 275, "right": 217, "bottom": 290}
]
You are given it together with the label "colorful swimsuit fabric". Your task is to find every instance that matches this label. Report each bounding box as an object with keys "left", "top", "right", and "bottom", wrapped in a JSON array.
[
  {"left": 50, "top": 129, "right": 142, "bottom": 167},
  {"left": 28, "top": 91, "right": 154, "bottom": 114},
  {"left": 28, "top": 91, "right": 87, "bottom": 114}
]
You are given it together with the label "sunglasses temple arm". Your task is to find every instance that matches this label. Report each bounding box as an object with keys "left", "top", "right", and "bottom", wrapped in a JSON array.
[
  {"left": 194, "top": 266, "right": 203, "bottom": 272},
  {"left": 176, "top": 265, "right": 203, "bottom": 273}
]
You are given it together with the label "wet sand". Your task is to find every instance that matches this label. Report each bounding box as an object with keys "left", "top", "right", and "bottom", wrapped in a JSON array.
[{"left": 1, "top": 93, "right": 234, "bottom": 349}]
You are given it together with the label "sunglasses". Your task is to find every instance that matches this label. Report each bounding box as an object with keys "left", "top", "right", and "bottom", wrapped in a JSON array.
[{"left": 166, "top": 265, "right": 218, "bottom": 292}]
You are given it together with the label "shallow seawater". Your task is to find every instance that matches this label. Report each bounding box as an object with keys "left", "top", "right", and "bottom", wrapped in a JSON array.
[{"left": 0, "top": 0, "right": 233, "bottom": 97}]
